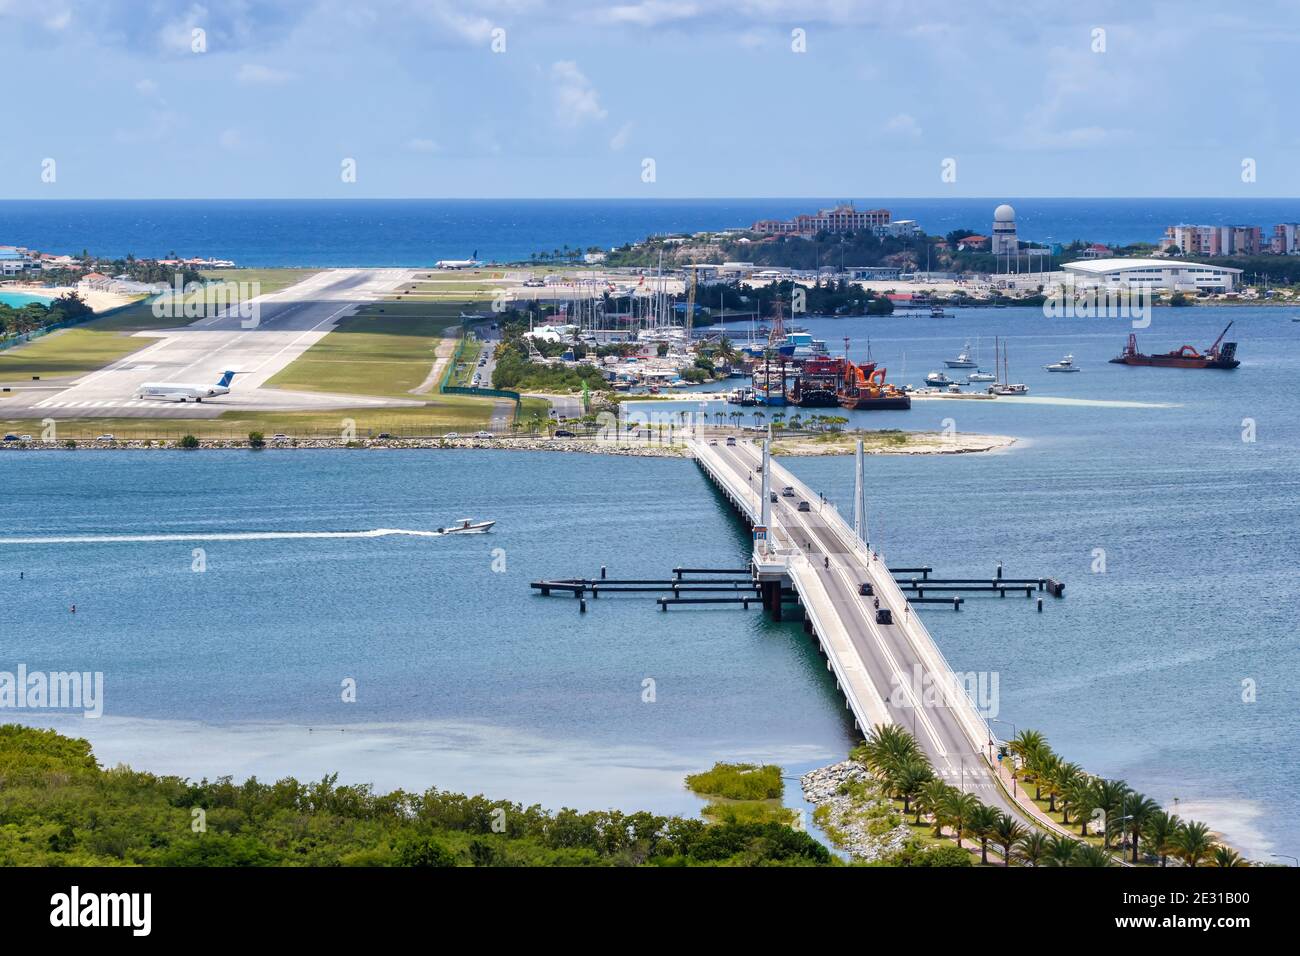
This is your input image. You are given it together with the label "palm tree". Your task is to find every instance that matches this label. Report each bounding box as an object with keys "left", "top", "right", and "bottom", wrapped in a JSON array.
[
  {"left": 853, "top": 723, "right": 921, "bottom": 775},
  {"left": 1117, "top": 793, "right": 1161, "bottom": 864},
  {"left": 1062, "top": 778, "right": 1096, "bottom": 835},
  {"left": 1014, "top": 830, "right": 1049, "bottom": 867},
  {"left": 967, "top": 804, "right": 1000, "bottom": 864},
  {"left": 1174, "top": 821, "right": 1215, "bottom": 868},
  {"left": 1212, "top": 846, "right": 1248, "bottom": 867},
  {"left": 1069, "top": 843, "right": 1114, "bottom": 867},
  {"left": 753, "top": 411, "right": 765, "bottom": 427},
  {"left": 1042, "top": 834, "right": 1077, "bottom": 867},
  {"left": 920, "top": 780, "right": 952, "bottom": 838},
  {"left": 992, "top": 814, "right": 1027, "bottom": 867},
  {"left": 1091, "top": 778, "right": 1131, "bottom": 849},
  {"left": 942, "top": 790, "right": 981, "bottom": 849},
  {"left": 1047, "top": 759, "right": 1083, "bottom": 815},
  {"left": 892, "top": 759, "right": 934, "bottom": 818},
  {"left": 1009, "top": 729, "right": 1050, "bottom": 794},
  {"left": 1142, "top": 811, "right": 1182, "bottom": 868}
]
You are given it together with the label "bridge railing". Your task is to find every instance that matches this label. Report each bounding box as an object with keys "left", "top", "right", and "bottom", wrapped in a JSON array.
[
  {"left": 761, "top": 452, "right": 995, "bottom": 761},
  {"left": 787, "top": 554, "right": 891, "bottom": 731}
]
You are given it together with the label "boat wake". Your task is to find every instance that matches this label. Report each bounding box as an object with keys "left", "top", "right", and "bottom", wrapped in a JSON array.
[{"left": 0, "top": 528, "right": 446, "bottom": 545}]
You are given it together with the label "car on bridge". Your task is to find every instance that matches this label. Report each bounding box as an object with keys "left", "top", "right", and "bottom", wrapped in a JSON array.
[{"left": 797, "top": 500, "right": 811, "bottom": 512}]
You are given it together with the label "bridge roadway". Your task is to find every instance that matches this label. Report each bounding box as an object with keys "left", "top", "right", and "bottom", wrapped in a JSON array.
[{"left": 690, "top": 435, "right": 1014, "bottom": 813}]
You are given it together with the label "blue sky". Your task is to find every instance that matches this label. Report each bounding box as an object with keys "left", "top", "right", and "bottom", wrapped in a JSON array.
[{"left": 1, "top": 0, "right": 1297, "bottom": 199}]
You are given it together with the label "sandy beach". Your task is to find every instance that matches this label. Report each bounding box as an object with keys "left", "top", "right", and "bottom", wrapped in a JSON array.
[{"left": 0, "top": 282, "right": 142, "bottom": 313}]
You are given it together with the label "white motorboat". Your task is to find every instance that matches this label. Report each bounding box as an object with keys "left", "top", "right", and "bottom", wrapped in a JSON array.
[
  {"left": 944, "top": 341, "right": 978, "bottom": 368},
  {"left": 438, "top": 519, "right": 496, "bottom": 534},
  {"left": 1043, "top": 353, "right": 1081, "bottom": 372},
  {"left": 926, "top": 370, "right": 957, "bottom": 387},
  {"left": 967, "top": 370, "right": 996, "bottom": 382}
]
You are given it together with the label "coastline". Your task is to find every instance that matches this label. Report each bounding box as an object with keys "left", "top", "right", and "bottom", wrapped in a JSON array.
[
  {"left": 0, "top": 281, "right": 140, "bottom": 312},
  {"left": 0, "top": 431, "right": 1018, "bottom": 456}
]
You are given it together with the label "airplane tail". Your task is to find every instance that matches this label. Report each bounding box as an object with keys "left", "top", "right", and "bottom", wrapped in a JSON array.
[{"left": 217, "top": 371, "right": 236, "bottom": 388}]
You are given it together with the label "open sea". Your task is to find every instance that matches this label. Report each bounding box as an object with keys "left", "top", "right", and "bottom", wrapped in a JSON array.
[
  {"left": 2, "top": 304, "right": 1297, "bottom": 858},
  {"left": 3, "top": 197, "right": 1300, "bottom": 267}
]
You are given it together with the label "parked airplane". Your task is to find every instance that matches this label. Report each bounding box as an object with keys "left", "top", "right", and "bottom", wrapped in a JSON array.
[
  {"left": 435, "top": 259, "right": 482, "bottom": 270},
  {"left": 136, "top": 371, "right": 237, "bottom": 402}
]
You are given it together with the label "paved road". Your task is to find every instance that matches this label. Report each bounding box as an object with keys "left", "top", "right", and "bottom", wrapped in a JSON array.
[
  {"left": 1, "top": 269, "right": 416, "bottom": 419},
  {"left": 706, "top": 438, "right": 1012, "bottom": 813}
]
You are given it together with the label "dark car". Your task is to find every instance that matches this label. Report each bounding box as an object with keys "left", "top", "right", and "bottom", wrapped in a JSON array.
[
  {"left": 553, "top": 429, "right": 576, "bottom": 438},
  {"left": 376, "top": 433, "right": 392, "bottom": 439},
  {"left": 769, "top": 491, "right": 778, "bottom": 502},
  {"left": 797, "top": 500, "right": 811, "bottom": 512},
  {"left": 858, "top": 582, "right": 874, "bottom": 597},
  {"left": 2, "top": 434, "right": 18, "bottom": 442}
]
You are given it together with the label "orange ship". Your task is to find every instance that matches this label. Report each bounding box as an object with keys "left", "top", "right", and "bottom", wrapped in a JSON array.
[{"left": 839, "top": 359, "right": 911, "bottom": 410}]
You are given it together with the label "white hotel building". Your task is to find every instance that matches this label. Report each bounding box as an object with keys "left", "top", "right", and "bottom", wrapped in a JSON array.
[{"left": 1061, "top": 258, "right": 1243, "bottom": 292}]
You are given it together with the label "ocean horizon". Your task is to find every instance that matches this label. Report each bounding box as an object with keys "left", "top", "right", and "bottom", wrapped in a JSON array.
[{"left": 4, "top": 197, "right": 1299, "bottom": 268}]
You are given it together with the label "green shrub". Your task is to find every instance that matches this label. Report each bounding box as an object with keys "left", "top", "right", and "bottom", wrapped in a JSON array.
[
  {"left": 179, "top": 434, "right": 200, "bottom": 449},
  {"left": 685, "top": 762, "right": 783, "bottom": 801},
  {"left": 248, "top": 431, "right": 266, "bottom": 448}
]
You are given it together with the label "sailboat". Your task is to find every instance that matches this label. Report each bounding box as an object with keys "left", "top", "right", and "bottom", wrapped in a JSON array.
[{"left": 987, "top": 337, "right": 1028, "bottom": 395}]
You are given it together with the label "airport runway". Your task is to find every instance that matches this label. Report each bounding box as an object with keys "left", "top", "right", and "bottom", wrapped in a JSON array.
[{"left": 1, "top": 269, "right": 421, "bottom": 419}]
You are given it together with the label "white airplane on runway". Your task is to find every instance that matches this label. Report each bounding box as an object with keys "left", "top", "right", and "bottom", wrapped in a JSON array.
[
  {"left": 435, "top": 258, "right": 481, "bottom": 270},
  {"left": 136, "top": 371, "right": 237, "bottom": 403}
]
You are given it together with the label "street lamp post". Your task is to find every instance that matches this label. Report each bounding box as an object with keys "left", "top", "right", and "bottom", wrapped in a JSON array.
[
  {"left": 1271, "top": 854, "right": 1298, "bottom": 867},
  {"left": 988, "top": 717, "right": 1017, "bottom": 796}
]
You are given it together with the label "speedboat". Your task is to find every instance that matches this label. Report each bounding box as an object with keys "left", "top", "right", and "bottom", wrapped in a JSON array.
[
  {"left": 1043, "top": 353, "right": 1080, "bottom": 373},
  {"left": 967, "top": 370, "right": 996, "bottom": 382},
  {"left": 926, "top": 370, "right": 957, "bottom": 387},
  {"left": 944, "top": 342, "right": 978, "bottom": 368},
  {"left": 438, "top": 519, "right": 496, "bottom": 534}
]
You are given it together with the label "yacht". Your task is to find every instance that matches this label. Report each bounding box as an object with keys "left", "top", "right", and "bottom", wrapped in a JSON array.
[
  {"left": 944, "top": 341, "right": 978, "bottom": 368},
  {"left": 967, "top": 370, "right": 996, "bottom": 382},
  {"left": 1043, "top": 353, "right": 1080, "bottom": 373},
  {"left": 926, "top": 370, "right": 957, "bottom": 388}
]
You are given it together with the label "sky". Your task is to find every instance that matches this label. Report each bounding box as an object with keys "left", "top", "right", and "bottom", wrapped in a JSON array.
[{"left": 1, "top": 0, "right": 1298, "bottom": 199}]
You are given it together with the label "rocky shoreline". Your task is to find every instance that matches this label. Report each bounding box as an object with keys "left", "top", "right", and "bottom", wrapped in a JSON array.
[
  {"left": 800, "top": 760, "right": 912, "bottom": 862},
  {"left": 0, "top": 431, "right": 1015, "bottom": 457}
]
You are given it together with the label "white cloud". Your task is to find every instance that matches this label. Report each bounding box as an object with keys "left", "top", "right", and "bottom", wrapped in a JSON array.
[
  {"left": 609, "top": 122, "right": 633, "bottom": 151},
  {"left": 884, "top": 113, "right": 922, "bottom": 139},
  {"left": 600, "top": 1, "right": 700, "bottom": 27},
  {"left": 237, "top": 63, "right": 294, "bottom": 85},
  {"left": 550, "top": 60, "right": 607, "bottom": 128}
]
